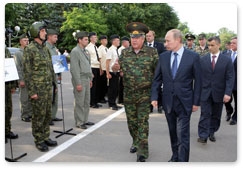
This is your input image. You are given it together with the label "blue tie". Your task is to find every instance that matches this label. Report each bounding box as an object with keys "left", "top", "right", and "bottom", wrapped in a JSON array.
[
  {"left": 172, "top": 52, "right": 178, "bottom": 79},
  {"left": 231, "top": 51, "right": 236, "bottom": 62}
]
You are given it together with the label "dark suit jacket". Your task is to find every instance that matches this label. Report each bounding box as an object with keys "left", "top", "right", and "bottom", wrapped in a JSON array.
[
  {"left": 233, "top": 57, "right": 237, "bottom": 91},
  {"left": 151, "top": 49, "right": 201, "bottom": 114},
  {"left": 153, "top": 41, "right": 166, "bottom": 55},
  {"left": 200, "top": 53, "right": 234, "bottom": 102}
]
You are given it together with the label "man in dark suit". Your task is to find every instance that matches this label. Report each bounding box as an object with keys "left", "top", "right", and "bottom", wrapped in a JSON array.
[
  {"left": 151, "top": 29, "right": 201, "bottom": 162},
  {"left": 197, "top": 36, "right": 234, "bottom": 144},
  {"left": 146, "top": 30, "right": 166, "bottom": 113},
  {"left": 225, "top": 36, "right": 237, "bottom": 125}
]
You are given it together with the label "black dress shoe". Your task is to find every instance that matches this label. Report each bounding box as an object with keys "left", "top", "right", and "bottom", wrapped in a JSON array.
[
  {"left": 85, "top": 122, "right": 95, "bottom": 125},
  {"left": 226, "top": 115, "right": 231, "bottom": 121},
  {"left": 6, "top": 132, "right": 18, "bottom": 139},
  {"left": 49, "top": 120, "right": 54, "bottom": 125},
  {"left": 230, "top": 120, "right": 237, "bottom": 125},
  {"left": 52, "top": 117, "right": 63, "bottom": 121},
  {"left": 137, "top": 155, "right": 146, "bottom": 162},
  {"left": 36, "top": 142, "right": 49, "bottom": 152},
  {"left": 92, "top": 104, "right": 99, "bottom": 108},
  {"left": 168, "top": 158, "right": 178, "bottom": 162},
  {"left": 130, "top": 146, "right": 137, "bottom": 153},
  {"left": 209, "top": 133, "right": 216, "bottom": 142},
  {"left": 22, "top": 117, "right": 31, "bottom": 122},
  {"left": 111, "top": 106, "right": 118, "bottom": 110},
  {"left": 197, "top": 137, "right": 207, "bottom": 144},
  {"left": 45, "top": 139, "right": 58, "bottom": 147}
]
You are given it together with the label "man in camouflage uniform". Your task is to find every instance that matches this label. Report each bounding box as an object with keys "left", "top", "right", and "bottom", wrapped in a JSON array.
[
  {"left": 195, "top": 33, "right": 209, "bottom": 56},
  {"left": 70, "top": 31, "right": 94, "bottom": 130},
  {"left": 23, "top": 21, "right": 58, "bottom": 152},
  {"left": 15, "top": 33, "right": 33, "bottom": 122},
  {"left": 113, "top": 22, "right": 158, "bottom": 162},
  {"left": 5, "top": 47, "right": 18, "bottom": 143},
  {"left": 46, "top": 29, "right": 62, "bottom": 125}
]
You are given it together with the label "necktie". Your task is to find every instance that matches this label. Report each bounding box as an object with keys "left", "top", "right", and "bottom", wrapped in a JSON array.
[
  {"left": 94, "top": 46, "right": 99, "bottom": 61},
  {"left": 171, "top": 52, "right": 178, "bottom": 79},
  {"left": 231, "top": 51, "right": 236, "bottom": 63},
  {"left": 149, "top": 43, "right": 152, "bottom": 47},
  {"left": 212, "top": 55, "right": 216, "bottom": 70}
]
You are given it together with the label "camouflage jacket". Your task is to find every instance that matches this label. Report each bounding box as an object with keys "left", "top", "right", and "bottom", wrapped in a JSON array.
[
  {"left": 119, "top": 45, "right": 158, "bottom": 103},
  {"left": 195, "top": 45, "right": 209, "bottom": 56},
  {"left": 23, "top": 41, "right": 56, "bottom": 96}
]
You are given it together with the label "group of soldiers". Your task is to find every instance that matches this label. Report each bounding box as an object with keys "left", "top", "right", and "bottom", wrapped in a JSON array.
[{"left": 5, "top": 20, "right": 237, "bottom": 162}]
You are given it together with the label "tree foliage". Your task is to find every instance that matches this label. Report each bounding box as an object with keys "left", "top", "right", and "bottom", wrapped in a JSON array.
[{"left": 5, "top": 3, "right": 236, "bottom": 51}]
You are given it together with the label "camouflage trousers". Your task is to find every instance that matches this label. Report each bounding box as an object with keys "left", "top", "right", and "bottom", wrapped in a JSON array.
[
  {"left": 30, "top": 84, "right": 52, "bottom": 144},
  {"left": 124, "top": 102, "right": 150, "bottom": 158},
  {"left": 5, "top": 85, "right": 12, "bottom": 135},
  {"left": 19, "top": 86, "right": 32, "bottom": 118}
]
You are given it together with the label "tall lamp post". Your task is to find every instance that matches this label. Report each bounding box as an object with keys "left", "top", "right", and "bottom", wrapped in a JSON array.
[{"left": 8, "top": 26, "right": 20, "bottom": 47}]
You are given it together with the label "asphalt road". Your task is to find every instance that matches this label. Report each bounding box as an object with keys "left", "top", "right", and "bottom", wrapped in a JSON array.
[{"left": 4, "top": 69, "right": 237, "bottom": 164}]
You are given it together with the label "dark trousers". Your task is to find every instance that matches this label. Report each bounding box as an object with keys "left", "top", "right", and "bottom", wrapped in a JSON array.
[
  {"left": 165, "top": 96, "right": 191, "bottom": 162},
  {"left": 107, "top": 72, "right": 119, "bottom": 107},
  {"left": 198, "top": 96, "right": 223, "bottom": 139},
  {"left": 224, "top": 90, "right": 237, "bottom": 121},
  {"left": 99, "top": 70, "right": 108, "bottom": 101},
  {"left": 90, "top": 68, "right": 100, "bottom": 106}
]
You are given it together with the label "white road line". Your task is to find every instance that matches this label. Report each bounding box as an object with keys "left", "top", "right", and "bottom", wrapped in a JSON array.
[{"left": 32, "top": 107, "right": 125, "bottom": 162}]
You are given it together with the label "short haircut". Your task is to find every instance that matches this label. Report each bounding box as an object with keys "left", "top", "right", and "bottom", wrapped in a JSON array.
[
  {"left": 169, "top": 29, "right": 183, "bottom": 43},
  {"left": 231, "top": 36, "right": 237, "bottom": 40},
  {"left": 208, "top": 36, "right": 221, "bottom": 44}
]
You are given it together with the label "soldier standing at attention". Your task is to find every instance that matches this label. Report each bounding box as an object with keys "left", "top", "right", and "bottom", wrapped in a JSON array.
[
  {"left": 23, "top": 21, "right": 58, "bottom": 152},
  {"left": 195, "top": 33, "right": 209, "bottom": 56},
  {"left": 70, "top": 31, "right": 94, "bottom": 130},
  {"left": 86, "top": 32, "right": 101, "bottom": 108},
  {"left": 5, "top": 47, "right": 18, "bottom": 143},
  {"left": 46, "top": 29, "right": 62, "bottom": 125},
  {"left": 112, "top": 22, "right": 158, "bottom": 162},
  {"left": 15, "top": 34, "right": 33, "bottom": 122}
]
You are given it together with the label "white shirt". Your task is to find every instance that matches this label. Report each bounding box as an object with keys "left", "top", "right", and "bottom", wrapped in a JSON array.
[
  {"left": 86, "top": 42, "right": 100, "bottom": 68},
  {"left": 98, "top": 45, "right": 108, "bottom": 71},
  {"left": 170, "top": 46, "right": 184, "bottom": 69},
  {"left": 147, "top": 41, "right": 154, "bottom": 47},
  {"left": 210, "top": 51, "right": 220, "bottom": 64},
  {"left": 118, "top": 45, "right": 125, "bottom": 56},
  {"left": 106, "top": 45, "right": 119, "bottom": 72}
]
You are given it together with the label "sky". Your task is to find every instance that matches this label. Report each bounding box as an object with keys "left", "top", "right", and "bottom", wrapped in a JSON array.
[{"left": 167, "top": 2, "right": 237, "bottom": 35}]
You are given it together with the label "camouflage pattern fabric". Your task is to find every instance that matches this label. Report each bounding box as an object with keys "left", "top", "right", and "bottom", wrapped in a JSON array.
[
  {"left": 195, "top": 45, "right": 209, "bottom": 56},
  {"left": 119, "top": 45, "right": 158, "bottom": 158},
  {"left": 23, "top": 41, "right": 56, "bottom": 144}
]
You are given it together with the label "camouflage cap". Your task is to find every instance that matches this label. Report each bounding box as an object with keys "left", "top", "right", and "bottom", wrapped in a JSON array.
[
  {"left": 19, "top": 33, "right": 28, "bottom": 40},
  {"left": 198, "top": 33, "right": 206, "bottom": 40},
  {"left": 76, "top": 31, "right": 89, "bottom": 39},
  {"left": 185, "top": 33, "right": 196, "bottom": 40},
  {"left": 47, "top": 29, "right": 58, "bottom": 35},
  {"left": 126, "top": 22, "right": 149, "bottom": 38}
]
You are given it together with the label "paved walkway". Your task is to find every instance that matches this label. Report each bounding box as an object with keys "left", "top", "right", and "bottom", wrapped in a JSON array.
[{"left": 4, "top": 70, "right": 237, "bottom": 164}]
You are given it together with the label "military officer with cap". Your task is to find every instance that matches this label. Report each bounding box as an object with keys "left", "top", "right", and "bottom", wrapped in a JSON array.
[
  {"left": 112, "top": 22, "right": 158, "bottom": 162},
  {"left": 195, "top": 33, "right": 209, "bottom": 56},
  {"left": 15, "top": 33, "right": 33, "bottom": 122},
  {"left": 185, "top": 33, "right": 196, "bottom": 51},
  {"left": 70, "top": 31, "right": 94, "bottom": 130},
  {"left": 46, "top": 29, "right": 63, "bottom": 125},
  {"left": 23, "top": 21, "right": 58, "bottom": 152}
]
